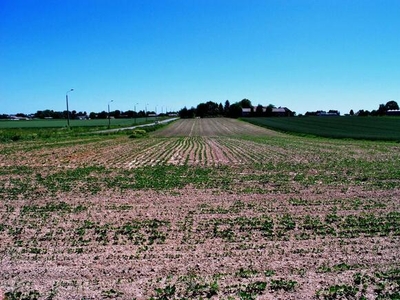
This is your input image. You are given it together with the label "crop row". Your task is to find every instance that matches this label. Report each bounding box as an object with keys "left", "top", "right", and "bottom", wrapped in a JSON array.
[
  {"left": 3, "top": 215, "right": 170, "bottom": 255},
  {"left": 183, "top": 212, "right": 400, "bottom": 244},
  {"left": 245, "top": 116, "right": 400, "bottom": 141},
  {"left": 3, "top": 130, "right": 398, "bottom": 169},
  {"left": 1, "top": 162, "right": 400, "bottom": 201},
  {"left": 5, "top": 266, "right": 398, "bottom": 300},
  {"left": 3, "top": 204, "right": 398, "bottom": 253}
]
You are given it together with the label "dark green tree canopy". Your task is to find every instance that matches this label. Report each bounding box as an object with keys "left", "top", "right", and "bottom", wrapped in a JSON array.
[
  {"left": 239, "top": 98, "right": 252, "bottom": 108},
  {"left": 179, "top": 106, "right": 196, "bottom": 119},
  {"left": 196, "top": 101, "right": 219, "bottom": 118},
  {"left": 224, "top": 100, "right": 230, "bottom": 114},
  {"left": 385, "top": 100, "right": 399, "bottom": 111},
  {"left": 255, "top": 105, "right": 264, "bottom": 116},
  {"left": 228, "top": 103, "right": 242, "bottom": 118}
]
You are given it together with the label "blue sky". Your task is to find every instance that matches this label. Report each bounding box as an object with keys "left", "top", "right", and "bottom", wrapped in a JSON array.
[{"left": 1, "top": 0, "right": 399, "bottom": 115}]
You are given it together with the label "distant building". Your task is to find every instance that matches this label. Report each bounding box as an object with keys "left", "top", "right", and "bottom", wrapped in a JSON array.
[
  {"left": 241, "top": 106, "right": 294, "bottom": 117},
  {"left": 241, "top": 108, "right": 252, "bottom": 116},
  {"left": 387, "top": 110, "right": 400, "bottom": 116},
  {"left": 9, "top": 115, "right": 31, "bottom": 120},
  {"left": 316, "top": 110, "right": 340, "bottom": 116},
  {"left": 75, "top": 115, "right": 89, "bottom": 120},
  {"left": 272, "top": 107, "right": 293, "bottom": 117}
]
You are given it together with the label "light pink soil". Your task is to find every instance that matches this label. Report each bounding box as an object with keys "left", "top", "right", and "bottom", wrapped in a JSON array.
[{"left": 1, "top": 118, "right": 399, "bottom": 299}]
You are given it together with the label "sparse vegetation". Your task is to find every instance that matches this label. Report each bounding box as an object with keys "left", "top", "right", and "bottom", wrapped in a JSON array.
[{"left": 1, "top": 118, "right": 399, "bottom": 298}]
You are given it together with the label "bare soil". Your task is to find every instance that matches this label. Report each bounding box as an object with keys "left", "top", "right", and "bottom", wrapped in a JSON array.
[{"left": 0, "top": 118, "right": 399, "bottom": 299}]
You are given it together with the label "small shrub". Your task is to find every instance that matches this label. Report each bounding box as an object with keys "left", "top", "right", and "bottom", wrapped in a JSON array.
[{"left": 128, "top": 129, "right": 147, "bottom": 139}]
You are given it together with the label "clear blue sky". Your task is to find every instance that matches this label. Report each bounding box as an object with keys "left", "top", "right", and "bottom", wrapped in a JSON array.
[{"left": 1, "top": 0, "right": 399, "bottom": 115}]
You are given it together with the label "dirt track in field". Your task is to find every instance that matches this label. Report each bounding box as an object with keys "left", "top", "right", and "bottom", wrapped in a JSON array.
[{"left": 153, "top": 118, "right": 282, "bottom": 137}]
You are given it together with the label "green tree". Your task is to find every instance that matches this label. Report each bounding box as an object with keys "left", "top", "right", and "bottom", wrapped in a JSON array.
[
  {"left": 224, "top": 100, "right": 230, "bottom": 116},
  {"left": 377, "top": 104, "right": 386, "bottom": 116},
  {"left": 196, "top": 103, "right": 207, "bottom": 118},
  {"left": 385, "top": 100, "right": 399, "bottom": 111},
  {"left": 218, "top": 103, "right": 224, "bottom": 115},
  {"left": 179, "top": 107, "right": 195, "bottom": 118},
  {"left": 240, "top": 98, "right": 252, "bottom": 108},
  {"left": 228, "top": 103, "right": 242, "bottom": 118},
  {"left": 196, "top": 101, "right": 219, "bottom": 118},
  {"left": 255, "top": 105, "right": 264, "bottom": 117},
  {"left": 265, "top": 104, "right": 275, "bottom": 117}
]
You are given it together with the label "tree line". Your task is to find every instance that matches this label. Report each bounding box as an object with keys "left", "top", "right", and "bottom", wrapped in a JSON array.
[
  {"left": 2, "top": 100, "right": 398, "bottom": 120},
  {"left": 352, "top": 100, "right": 399, "bottom": 116},
  {"left": 179, "top": 99, "right": 399, "bottom": 119},
  {"left": 0, "top": 109, "right": 168, "bottom": 120},
  {"left": 179, "top": 99, "right": 282, "bottom": 119}
]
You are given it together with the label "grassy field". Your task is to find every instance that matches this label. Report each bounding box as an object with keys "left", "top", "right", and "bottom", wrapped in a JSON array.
[
  {"left": 244, "top": 116, "right": 400, "bottom": 141},
  {"left": 0, "top": 117, "right": 165, "bottom": 142},
  {"left": 0, "top": 118, "right": 399, "bottom": 299},
  {"left": 0, "top": 117, "right": 157, "bottom": 129}
]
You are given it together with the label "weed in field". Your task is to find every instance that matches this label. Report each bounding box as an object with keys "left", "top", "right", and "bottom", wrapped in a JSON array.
[
  {"left": 316, "top": 268, "right": 400, "bottom": 299},
  {"left": 151, "top": 285, "right": 176, "bottom": 300},
  {"left": 316, "top": 284, "right": 359, "bottom": 299},
  {"left": 5, "top": 289, "right": 41, "bottom": 300},
  {"left": 101, "top": 288, "right": 124, "bottom": 298},
  {"left": 264, "top": 269, "right": 276, "bottom": 277},
  {"left": 236, "top": 267, "right": 259, "bottom": 278},
  {"left": 269, "top": 279, "right": 297, "bottom": 292},
  {"left": 239, "top": 281, "right": 267, "bottom": 299}
]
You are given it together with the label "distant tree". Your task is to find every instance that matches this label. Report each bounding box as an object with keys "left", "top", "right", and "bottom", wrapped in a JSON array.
[
  {"left": 196, "top": 103, "right": 207, "bottom": 118},
  {"left": 35, "top": 110, "right": 54, "bottom": 119},
  {"left": 240, "top": 98, "right": 252, "bottom": 108},
  {"left": 370, "top": 109, "right": 379, "bottom": 116},
  {"left": 218, "top": 103, "right": 224, "bottom": 115},
  {"left": 265, "top": 104, "right": 275, "bottom": 117},
  {"left": 357, "top": 109, "right": 370, "bottom": 117},
  {"left": 224, "top": 100, "right": 230, "bottom": 116},
  {"left": 98, "top": 111, "right": 108, "bottom": 119},
  {"left": 385, "top": 100, "right": 399, "bottom": 111},
  {"left": 179, "top": 106, "right": 195, "bottom": 118},
  {"left": 55, "top": 111, "right": 64, "bottom": 119},
  {"left": 305, "top": 111, "right": 318, "bottom": 116},
  {"left": 228, "top": 103, "right": 242, "bottom": 118},
  {"left": 179, "top": 106, "right": 188, "bottom": 119},
  {"left": 114, "top": 110, "right": 121, "bottom": 118},
  {"left": 196, "top": 101, "right": 219, "bottom": 118},
  {"left": 349, "top": 109, "right": 354, "bottom": 116},
  {"left": 377, "top": 104, "right": 386, "bottom": 116},
  {"left": 188, "top": 107, "right": 196, "bottom": 118},
  {"left": 125, "top": 110, "right": 134, "bottom": 118},
  {"left": 206, "top": 101, "right": 219, "bottom": 116},
  {"left": 255, "top": 105, "right": 264, "bottom": 117},
  {"left": 71, "top": 110, "right": 77, "bottom": 119}
]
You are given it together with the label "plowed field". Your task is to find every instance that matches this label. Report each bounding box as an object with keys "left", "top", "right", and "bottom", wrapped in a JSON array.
[{"left": 1, "top": 118, "right": 399, "bottom": 299}]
